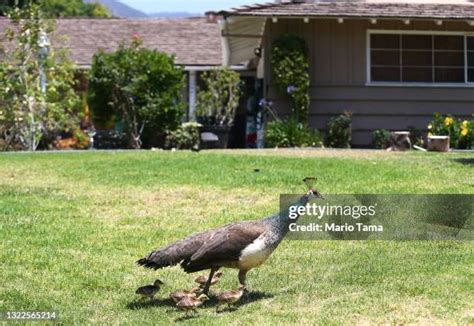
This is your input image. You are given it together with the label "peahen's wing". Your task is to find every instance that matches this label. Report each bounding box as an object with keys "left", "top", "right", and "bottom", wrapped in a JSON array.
[{"left": 181, "top": 221, "right": 266, "bottom": 272}]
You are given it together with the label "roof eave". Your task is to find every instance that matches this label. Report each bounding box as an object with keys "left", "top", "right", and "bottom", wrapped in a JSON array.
[{"left": 222, "top": 14, "right": 474, "bottom": 22}]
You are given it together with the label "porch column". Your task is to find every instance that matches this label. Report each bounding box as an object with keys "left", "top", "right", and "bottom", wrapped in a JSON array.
[{"left": 188, "top": 70, "right": 197, "bottom": 121}]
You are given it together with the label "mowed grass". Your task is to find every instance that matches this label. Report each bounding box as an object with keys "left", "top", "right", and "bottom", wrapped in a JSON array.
[{"left": 1, "top": 149, "right": 473, "bottom": 325}]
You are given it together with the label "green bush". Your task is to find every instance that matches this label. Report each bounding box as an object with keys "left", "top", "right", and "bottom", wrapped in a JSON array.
[
  {"left": 271, "top": 34, "right": 310, "bottom": 123},
  {"left": 165, "top": 122, "right": 201, "bottom": 150},
  {"left": 372, "top": 129, "right": 391, "bottom": 149},
  {"left": 265, "top": 118, "right": 322, "bottom": 148},
  {"left": 88, "top": 37, "right": 185, "bottom": 149},
  {"left": 325, "top": 112, "right": 352, "bottom": 148},
  {"left": 428, "top": 113, "right": 473, "bottom": 149}
]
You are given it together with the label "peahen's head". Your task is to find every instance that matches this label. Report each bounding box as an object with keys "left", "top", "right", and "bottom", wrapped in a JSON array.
[{"left": 307, "top": 188, "right": 324, "bottom": 200}]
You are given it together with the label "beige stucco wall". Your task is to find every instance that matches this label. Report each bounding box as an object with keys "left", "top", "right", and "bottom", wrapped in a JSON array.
[{"left": 264, "top": 18, "right": 474, "bottom": 146}]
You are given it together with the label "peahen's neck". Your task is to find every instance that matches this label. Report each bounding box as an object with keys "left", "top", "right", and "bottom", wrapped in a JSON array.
[{"left": 265, "top": 193, "right": 311, "bottom": 237}]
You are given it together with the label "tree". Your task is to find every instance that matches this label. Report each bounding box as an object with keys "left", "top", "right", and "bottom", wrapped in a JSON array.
[
  {"left": 40, "top": 0, "right": 111, "bottom": 18},
  {"left": 0, "top": 5, "right": 81, "bottom": 150},
  {"left": 88, "top": 38, "right": 185, "bottom": 149},
  {"left": 0, "top": 0, "right": 111, "bottom": 18},
  {"left": 196, "top": 67, "right": 241, "bottom": 127}
]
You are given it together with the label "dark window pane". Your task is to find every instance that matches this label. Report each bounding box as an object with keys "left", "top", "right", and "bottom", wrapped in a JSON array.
[
  {"left": 371, "top": 34, "right": 400, "bottom": 49},
  {"left": 372, "top": 67, "right": 401, "bottom": 82},
  {"left": 402, "top": 51, "right": 432, "bottom": 66},
  {"left": 435, "top": 68, "right": 464, "bottom": 82},
  {"left": 434, "top": 51, "right": 464, "bottom": 66},
  {"left": 371, "top": 50, "right": 400, "bottom": 65},
  {"left": 467, "top": 37, "right": 474, "bottom": 50},
  {"left": 469, "top": 68, "right": 474, "bottom": 82},
  {"left": 434, "top": 35, "right": 463, "bottom": 50},
  {"left": 468, "top": 52, "right": 474, "bottom": 67},
  {"left": 402, "top": 68, "right": 432, "bottom": 82},
  {"left": 402, "top": 35, "right": 432, "bottom": 50}
]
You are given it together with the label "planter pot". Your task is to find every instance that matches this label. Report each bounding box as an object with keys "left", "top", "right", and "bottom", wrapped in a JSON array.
[
  {"left": 200, "top": 125, "right": 231, "bottom": 149},
  {"left": 427, "top": 135, "right": 450, "bottom": 152},
  {"left": 388, "top": 131, "right": 411, "bottom": 151}
]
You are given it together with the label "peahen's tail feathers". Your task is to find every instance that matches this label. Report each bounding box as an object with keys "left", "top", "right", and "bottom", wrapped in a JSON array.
[{"left": 136, "top": 231, "right": 208, "bottom": 270}]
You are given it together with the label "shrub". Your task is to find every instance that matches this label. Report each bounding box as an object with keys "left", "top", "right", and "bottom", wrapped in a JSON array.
[
  {"left": 271, "top": 34, "right": 310, "bottom": 123},
  {"left": 196, "top": 67, "right": 241, "bottom": 127},
  {"left": 372, "top": 129, "right": 391, "bottom": 149},
  {"left": 88, "top": 37, "right": 185, "bottom": 149},
  {"left": 165, "top": 122, "right": 202, "bottom": 150},
  {"left": 325, "top": 112, "right": 352, "bottom": 148},
  {"left": 428, "top": 113, "right": 473, "bottom": 149},
  {"left": 265, "top": 118, "right": 322, "bottom": 148},
  {"left": 53, "top": 129, "right": 90, "bottom": 150}
]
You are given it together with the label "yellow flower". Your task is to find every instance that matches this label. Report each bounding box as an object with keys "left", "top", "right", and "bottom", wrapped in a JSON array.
[
  {"left": 428, "top": 132, "right": 433, "bottom": 137},
  {"left": 427, "top": 124, "right": 432, "bottom": 130},
  {"left": 444, "top": 117, "right": 454, "bottom": 126},
  {"left": 462, "top": 120, "right": 469, "bottom": 127},
  {"left": 461, "top": 128, "right": 468, "bottom": 136}
]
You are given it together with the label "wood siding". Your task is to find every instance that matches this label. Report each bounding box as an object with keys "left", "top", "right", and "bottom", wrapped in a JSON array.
[{"left": 264, "top": 19, "right": 474, "bottom": 146}]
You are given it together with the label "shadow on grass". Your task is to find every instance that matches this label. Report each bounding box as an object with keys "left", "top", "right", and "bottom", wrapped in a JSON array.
[
  {"left": 126, "top": 297, "right": 176, "bottom": 310},
  {"left": 174, "top": 314, "right": 200, "bottom": 322},
  {"left": 127, "top": 290, "right": 273, "bottom": 312},
  {"left": 452, "top": 158, "right": 474, "bottom": 166}
]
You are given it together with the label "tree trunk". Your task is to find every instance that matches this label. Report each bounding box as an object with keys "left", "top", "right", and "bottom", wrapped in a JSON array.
[{"left": 113, "top": 86, "right": 142, "bottom": 149}]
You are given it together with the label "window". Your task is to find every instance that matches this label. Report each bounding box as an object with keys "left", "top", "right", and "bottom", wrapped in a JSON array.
[
  {"left": 369, "top": 32, "right": 474, "bottom": 84},
  {"left": 468, "top": 36, "right": 474, "bottom": 82}
]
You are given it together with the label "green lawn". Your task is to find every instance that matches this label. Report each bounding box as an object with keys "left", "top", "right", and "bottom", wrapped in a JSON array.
[{"left": 1, "top": 149, "right": 473, "bottom": 324}]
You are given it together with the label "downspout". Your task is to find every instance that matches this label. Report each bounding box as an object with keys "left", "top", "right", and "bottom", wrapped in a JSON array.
[
  {"left": 188, "top": 70, "right": 197, "bottom": 121},
  {"left": 218, "top": 18, "right": 230, "bottom": 66}
]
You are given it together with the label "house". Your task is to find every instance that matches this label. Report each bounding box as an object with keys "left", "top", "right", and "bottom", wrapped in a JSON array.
[
  {"left": 212, "top": 0, "right": 474, "bottom": 146},
  {"left": 1, "top": 16, "right": 259, "bottom": 147},
  {"left": 0, "top": 17, "right": 250, "bottom": 120},
  {"left": 57, "top": 17, "right": 229, "bottom": 122}
]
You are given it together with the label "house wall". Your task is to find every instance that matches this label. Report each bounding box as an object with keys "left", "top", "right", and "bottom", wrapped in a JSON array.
[{"left": 264, "top": 19, "right": 474, "bottom": 146}]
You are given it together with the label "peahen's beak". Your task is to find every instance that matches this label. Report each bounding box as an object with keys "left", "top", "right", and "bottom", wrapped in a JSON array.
[{"left": 309, "top": 188, "right": 324, "bottom": 200}]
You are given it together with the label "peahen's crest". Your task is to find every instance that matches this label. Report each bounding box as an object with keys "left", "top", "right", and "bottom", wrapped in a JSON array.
[{"left": 303, "top": 177, "right": 317, "bottom": 190}]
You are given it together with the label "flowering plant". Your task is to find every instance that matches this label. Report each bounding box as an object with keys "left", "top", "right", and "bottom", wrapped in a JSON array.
[
  {"left": 271, "top": 34, "right": 310, "bottom": 123},
  {"left": 428, "top": 113, "right": 473, "bottom": 149}
]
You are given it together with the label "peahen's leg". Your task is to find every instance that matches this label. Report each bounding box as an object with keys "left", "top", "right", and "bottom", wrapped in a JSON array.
[
  {"left": 238, "top": 270, "right": 247, "bottom": 287},
  {"left": 202, "top": 268, "right": 217, "bottom": 295}
]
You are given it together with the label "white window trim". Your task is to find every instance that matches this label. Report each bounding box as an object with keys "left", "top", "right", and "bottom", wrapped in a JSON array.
[{"left": 366, "top": 29, "right": 474, "bottom": 87}]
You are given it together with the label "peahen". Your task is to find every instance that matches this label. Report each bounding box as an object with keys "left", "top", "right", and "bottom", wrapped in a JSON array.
[{"left": 137, "top": 178, "right": 322, "bottom": 294}]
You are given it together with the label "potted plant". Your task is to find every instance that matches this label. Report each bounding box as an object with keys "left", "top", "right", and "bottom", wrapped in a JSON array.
[{"left": 196, "top": 67, "right": 241, "bottom": 149}]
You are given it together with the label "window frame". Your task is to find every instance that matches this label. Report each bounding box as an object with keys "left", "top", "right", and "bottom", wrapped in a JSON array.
[{"left": 366, "top": 29, "right": 474, "bottom": 87}]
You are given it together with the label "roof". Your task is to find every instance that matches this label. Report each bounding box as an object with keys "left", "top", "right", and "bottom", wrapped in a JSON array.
[
  {"left": 0, "top": 18, "right": 222, "bottom": 67},
  {"left": 216, "top": 1, "right": 474, "bottom": 20}
]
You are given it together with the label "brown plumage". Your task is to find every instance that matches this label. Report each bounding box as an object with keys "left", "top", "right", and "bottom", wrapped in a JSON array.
[
  {"left": 135, "top": 279, "right": 164, "bottom": 300},
  {"left": 170, "top": 287, "right": 200, "bottom": 303},
  {"left": 137, "top": 180, "right": 323, "bottom": 295},
  {"left": 216, "top": 285, "right": 245, "bottom": 311},
  {"left": 194, "top": 271, "right": 223, "bottom": 288},
  {"left": 176, "top": 294, "right": 209, "bottom": 315},
  {"left": 137, "top": 220, "right": 267, "bottom": 294}
]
